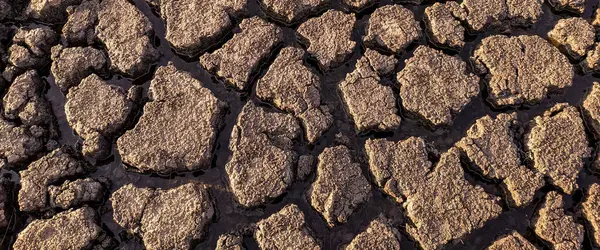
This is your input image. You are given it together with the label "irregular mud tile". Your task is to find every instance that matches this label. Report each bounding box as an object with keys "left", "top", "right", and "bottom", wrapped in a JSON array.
[
  {"left": 48, "top": 177, "right": 108, "bottom": 209},
  {"left": 486, "top": 231, "right": 537, "bottom": 250},
  {"left": 405, "top": 148, "right": 503, "bottom": 250},
  {"left": 0, "top": 119, "right": 46, "bottom": 166},
  {"left": 363, "top": 5, "right": 421, "bottom": 54},
  {"left": 0, "top": 70, "right": 58, "bottom": 165},
  {"left": 533, "top": 191, "right": 584, "bottom": 250},
  {"left": 66, "top": 74, "right": 134, "bottom": 159},
  {"left": 525, "top": 103, "right": 590, "bottom": 194},
  {"left": 339, "top": 55, "right": 401, "bottom": 132},
  {"left": 398, "top": 46, "right": 479, "bottom": 126},
  {"left": 261, "top": 0, "right": 328, "bottom": 24},
  {"left": 13, "top": 207, "right": 108, "bottom": 250},
  {"left": 583, "top": 183, "right": 600, "bottom": 247},
  {"left": 154, "top": 0, "right": 248, "bottom": 56},
  {"left": 111, "top": 183, "right": 214, "bottom": 250},
  {"left": 117, "top": 64, "right": 226, "bottom": 173},
  {"left": 364, "top": 49, "right": 397, "bottom": 76},
  {"left": 216, "top": 234, "right": 245, "bottom": 250},
  {"left": 548, "top": 17, "right": 595, "bottom": 60},
  {"left": 548, "top": 0, "right": 586, "bottom": 14},
  {"left": 3, "top": 70, "right": 57, "bottom": 134},
  {"left": 584, "top": 43, "right": 600, "bottom": 72},
  {"left": 254, "top": 204, "right": 321, "bottom": 249},
  {"left": 583, "top": 83, "right": 600, "bottom": 138},
  {"left": 297, "top": 10, "right": 356, "bottom": 70},
  {"left": 7, "top": 26, "right": 57, "bottom": 74},
  {"left": 342, "top": 0, "right": 376, "bottom": 11},
  {"left": 472, "top": 35, "right": 573, "bottom": 107},
  {"left": 456, "top": 113, "right": 544, "bottom": 207},
  {"left": 50, "top": 45, "right": 107, "bottom": 92},
  {"left": 18, "top": 147, "right": 90, "bottom": 212},
  {"left": 345, "top": 216, "right": 401, "bottom": 250},
  {"left": 62, "top": 0, "right": 99, "bottom": 46},
  {"left": 424, "top": 2, "right": 465, "bottom": 49},
  {"left": 96, "top": 0, "right": 159, "bottom": 78},
  {"left": 505, "top": 0, "right": 544, "bottom": 26},
  {"left": 109, "top": 184, "right": 154, "bottom": 233},
  {"left": 297, "top": 155, "right": 315, "bottom": 181},
  {"left": 308, "top": 145, "right": 372, "bottom": 227},
  {"left": 456, "top": 0, "right": 543, "bottom": 31},
  {"left": 25, "top": 0, "right": 81, "bottom": 23},
  {"left": 200, "top": 17, "right": 282, "bottom": 90},
  {"left": 226, "top": 102, "right": 301, "bottom": 207},
  {"left": 256, "top": 47, "right": 332, "bottom": 143},
  {"left": 364, "top": 137, "right": 430, "bottom": 203}
]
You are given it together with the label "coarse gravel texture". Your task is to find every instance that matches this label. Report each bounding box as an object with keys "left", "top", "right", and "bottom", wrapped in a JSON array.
[{"left": 3, "top": 0, "right": 600, "bottom": 249}]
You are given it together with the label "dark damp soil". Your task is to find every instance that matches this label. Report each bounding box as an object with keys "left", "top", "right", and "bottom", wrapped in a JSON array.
[{"left": 3, "top": 0, "right": 600, "bottom": 249}]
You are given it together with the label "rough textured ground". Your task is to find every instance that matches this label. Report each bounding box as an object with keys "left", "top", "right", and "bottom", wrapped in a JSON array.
[
  {"left": 110, "top": 183, "right": 214, "bottom": 250},
  {"left": 256, "top": 47, "right": 332, "bottom": 143},
  {"left": 117, "top": 64, "right": 226, "bottom": 173},
  {"left": 226, "top": 102, "right": 301, "bottom": 207},
  {"left": 339, "top": 50, "right": 401, "bottom": 132},
  {"left": 472, "top": 35, "right": 574, "bottom": 107},
  {"left": 525, "top": 103, "right": 590, "bottom": 194},
  {"left": 583, "top": 183, "right": 600, "bottom": 247},
  {"left": 308, "top": 145, "right": 371, "bottom": 227},
  {"left": 254, "top": 204, "right": 321, "bottom": 249},
  {"left": 548, "top": 17, "right": 595, "bottom": 59},
  {"left": 398, "top": 45, "right": 479, "bottom": 126},
  {"left": 345, "top": 216, "right": 401, "bottom": 249},
  {"left": 297, "top": 9, "right": 356, "bottom": 70},
  {"left": 364, "top": 5, "right": 421, "bottom": 54},
  {"left": 456, "top": 113, "right": 544, "bottom": 207},
  {"left": 200, "top": 17, "right": 283, "bottom": 90},
  {"left": 3, "top": 0, "right": 600, "bottom": 249},
  {"left": 533, "top": 191, "right": 585, "bottom": 250},
  {"left": 486, "top": 231, "right": 536, "bottom": 250}
]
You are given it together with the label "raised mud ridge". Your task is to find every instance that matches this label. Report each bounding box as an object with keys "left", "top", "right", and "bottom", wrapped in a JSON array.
[{"left": 3, "top": 0, "right": 600, "bottom": 249}]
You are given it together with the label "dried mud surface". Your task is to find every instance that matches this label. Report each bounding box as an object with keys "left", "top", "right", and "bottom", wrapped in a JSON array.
[{"left": 3, "top": 0, "right": 600, "bottom": 250}]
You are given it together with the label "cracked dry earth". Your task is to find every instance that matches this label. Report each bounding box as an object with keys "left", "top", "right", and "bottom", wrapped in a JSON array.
[{"left": 6, "top": 0, "right": 600, "bottom": 250}]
